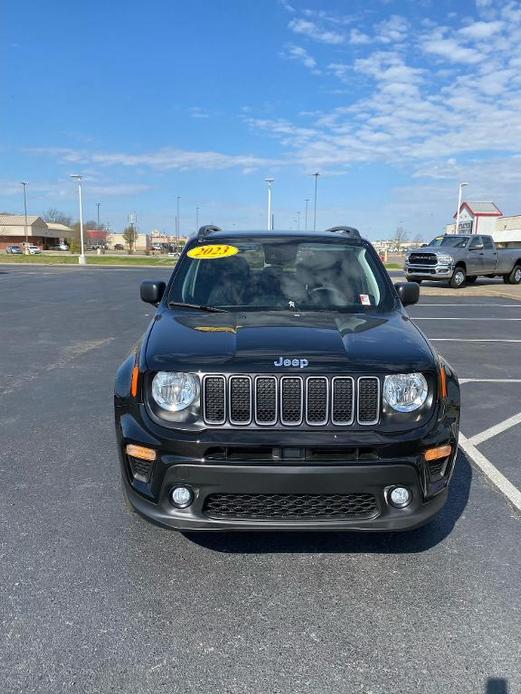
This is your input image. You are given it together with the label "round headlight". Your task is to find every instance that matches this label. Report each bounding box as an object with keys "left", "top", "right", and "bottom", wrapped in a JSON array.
[
  {"left": 151, "top": 372, "right": 199, "bottom": 412},
  {"left": 383, "top": 373, "right": 428, "bottom": 413}
]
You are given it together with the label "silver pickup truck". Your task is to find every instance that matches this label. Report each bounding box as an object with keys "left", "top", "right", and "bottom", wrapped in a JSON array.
[{"left": 404, "top": 234, "right": 521, "bottom": 288}]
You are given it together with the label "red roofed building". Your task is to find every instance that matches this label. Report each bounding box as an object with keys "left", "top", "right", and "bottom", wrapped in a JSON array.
[{"left": 450, "top": 201, "right": 503, "bottom": 235}]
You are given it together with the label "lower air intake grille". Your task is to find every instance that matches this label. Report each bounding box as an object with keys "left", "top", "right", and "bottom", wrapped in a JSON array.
[{"left": 203, "top": 493, "right": 378, "bottom": 520}]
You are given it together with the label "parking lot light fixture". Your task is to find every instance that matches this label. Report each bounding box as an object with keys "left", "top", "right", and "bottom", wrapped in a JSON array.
[
  {"left": 455, "top": 182, "right": 469, "bottom": 234},
  {"left": 20, "top": 181, "right": 28, "bottom": 252},
  {"left": 265, "top": 178, "right": 274, "bottom": 230},
  {"left": 312, "top": 172, "right": 320, "bottom": 232},
  {"left": 70, "top": 175, "right": 87, "bottom": 265}
]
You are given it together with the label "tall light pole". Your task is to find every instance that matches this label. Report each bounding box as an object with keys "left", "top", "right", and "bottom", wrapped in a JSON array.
[
  {"left": 96, "top": 202, "right": 101, "bottom": 229},
  {"left": 196, "top": 205, "right": 199, "bottom": 230},
  {"left": 455, "top": 182, "right": 469, "bottom": 234},
  {"left": 70, "top": 175, "right": 86, "bottom": 264},
  {"left": 304, "top": 198, "right": 309, "bottom": 231},
  {"left": 20, "top": 181, "right": 28, "bottom": 252},
  {"left": 312, "top": 172, "right": 320, "bottom": 231},
  {"left": 176, "top": 195, "right": 181, "bottom": 246},
  {"left": 265, "top": 178, "right": 274, "bottom": 230}
]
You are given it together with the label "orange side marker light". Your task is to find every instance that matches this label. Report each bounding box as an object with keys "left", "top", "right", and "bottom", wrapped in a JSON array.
[
  {"left": 126, "top": 444, "right": 156, "bottom": 462},
  {"left": 424, "top": 444, "right": 452, "bottom": 462},
  {"left": 131, "top": 366, "right": 139, "bottom": 398}
]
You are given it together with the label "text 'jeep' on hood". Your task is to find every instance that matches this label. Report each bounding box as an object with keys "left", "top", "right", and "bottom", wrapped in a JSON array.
[{"left": 114, "top": 225, "right": 460, "bottom": 532}]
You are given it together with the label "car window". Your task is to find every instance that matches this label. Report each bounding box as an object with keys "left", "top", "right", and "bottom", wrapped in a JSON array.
[
  {"left": 482, "top": 236, "right": 494, "bottom": 250},
  {"left": 469, "top": 236, "right": 482, "bottom": 250},
  {"left": 429, "top": 236, "right": 469, "bottom": 248},
  {"left": 170, "top": 238, "right": 394, "bottom": 312}
]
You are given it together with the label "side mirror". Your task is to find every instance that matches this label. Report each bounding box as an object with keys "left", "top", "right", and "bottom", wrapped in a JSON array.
[
  {"left": 140, "top": 280, "right": 166, "bottom": 305},
  {"left": 470, "top": 243, "right": 483, "bottom": 251},
  {"left": 394, "top": 281, "right": 419, "bottom": 307}
]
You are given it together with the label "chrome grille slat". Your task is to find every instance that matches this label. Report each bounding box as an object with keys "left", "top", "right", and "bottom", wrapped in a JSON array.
[
  {"left": 331, "top": 376, "right": 355, "bottom": 425},
  {"left": 357, "top": 377, "right": 380, "bottom": 425},
  {"left": 254, "top": 376, "right": 278, "bottom": 425},
  {"left": 306, "top": 377, "right": 328, "bottom": 425},
  {"left": 280, "top": 376, "right": 304, "bottom": 425},
  {"left": 202, "top": 375, "right": 381, "bottom": 427},
  {"left": 229, "top": 376, "right": 252, "bottom": 425}
]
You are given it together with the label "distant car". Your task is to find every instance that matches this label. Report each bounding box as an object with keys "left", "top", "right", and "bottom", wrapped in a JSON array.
[
  {"left": 50, "top": 243, "right": 69, "bottom": 251},
  {"left": 6, "top": 245, "right": 23, "bottom": 254},
  {"left": 26, "top": 245, "right": 41, "bottom": 255},
  {"left": 114, "top": 243, "right": 125, "bottom": 251},
  {"left": 150, "top": 244, "right": 163, "bottom": 251}
]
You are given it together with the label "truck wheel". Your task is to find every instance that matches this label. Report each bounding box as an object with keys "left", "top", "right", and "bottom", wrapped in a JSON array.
[
  {"left": 504, "top": 265, "right": 521, "bottom": 285},
  {"left": 466, "top": 276, "right": 477, "bottom": 284},
  {"left": 449, "top": 267, "right": 466, "bottom": 288}
]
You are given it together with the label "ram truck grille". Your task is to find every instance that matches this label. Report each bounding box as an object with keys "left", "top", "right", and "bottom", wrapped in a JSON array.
[
  {"left": 408, "top": 253, "right": 438, "bottom": 265},
  {"left": 202, "top": 374, "right": 380, "bottom": 427}
]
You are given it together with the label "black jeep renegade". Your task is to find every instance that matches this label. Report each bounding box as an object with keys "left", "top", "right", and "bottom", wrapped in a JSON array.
[{"left": 114, "top": 225, "right": 460, "bottom": 531}]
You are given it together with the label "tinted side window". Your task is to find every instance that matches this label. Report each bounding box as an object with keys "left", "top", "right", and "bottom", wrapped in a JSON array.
[
  {"left": 482, "top": 236, "right": 494, "bottom": 250},
  {"left": 469, "top": 236, "right": 482, "bottom": 250}
]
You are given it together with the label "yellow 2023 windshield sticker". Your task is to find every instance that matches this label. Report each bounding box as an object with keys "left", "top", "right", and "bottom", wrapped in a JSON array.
[{"left": 187, "top": 244, "right": 239, "bottom": 260}]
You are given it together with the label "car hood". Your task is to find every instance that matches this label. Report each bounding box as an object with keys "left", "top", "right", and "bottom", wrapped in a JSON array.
[
  {"left": 410, "top": 246, "right": 447, "bottom": 255},
  {"left": 144, "top": 309, "right": 434, "bottom": 374}
]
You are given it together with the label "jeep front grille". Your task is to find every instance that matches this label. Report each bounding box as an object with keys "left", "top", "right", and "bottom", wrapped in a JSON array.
[
  {"left": 202, "top": 374, "right": 380, "bottom": 427},
  {"left": 203, "top": 492, "right": 379, "bottom": 520}
]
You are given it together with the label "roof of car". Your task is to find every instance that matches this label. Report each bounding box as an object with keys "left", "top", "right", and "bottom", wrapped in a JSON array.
[{"left": 189, "top": 229, "right": 367, "bottom": 243}]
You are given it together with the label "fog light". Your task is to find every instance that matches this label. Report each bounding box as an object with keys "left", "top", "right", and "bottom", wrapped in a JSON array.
[
  {"left": 170, "top": 486, "right": 194, "bottom": 509},
  {"left": 389, "top": 486, "right": 412, "bottom": 509}
]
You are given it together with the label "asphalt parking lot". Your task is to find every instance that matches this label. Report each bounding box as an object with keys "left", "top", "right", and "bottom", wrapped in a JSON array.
[{"left": 1, "top": 265, "right": 520, "bottom": 694}]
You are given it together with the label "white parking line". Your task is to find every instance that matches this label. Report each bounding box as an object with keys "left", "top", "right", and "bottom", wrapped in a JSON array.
[
  {"left": 431, "top": 338, "right": 521, "bottom": 342},
  {"left": 469, "top": 412, "right": 521, "bottom": 446},
  {"left": 460, "top": 378, "right": 521, "bottom": 383},
  {"left": 418, "top": 303, "right": 521, "bottom": 307},
  {"left": 414, "top": 317, "right": 521, "bottom": 321},
  {"left": 459, "top": 433, "right": 521, "bottom": 511}
]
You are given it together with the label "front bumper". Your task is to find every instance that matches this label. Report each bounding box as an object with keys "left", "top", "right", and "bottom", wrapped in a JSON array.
[
  {"left": 121, "top": 460, "right": 449, "bottom": 531},
  {"left": 405, "top": 263, "right": 453, "bottom": 280}
]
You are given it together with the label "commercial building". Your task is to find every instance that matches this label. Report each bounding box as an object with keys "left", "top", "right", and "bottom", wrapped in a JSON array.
[
  {"left": 0, "top": 215, "right": 73, "bottom": 250},
  {"left": 446, "top": 201, "right": 521, "bottom": 246}
]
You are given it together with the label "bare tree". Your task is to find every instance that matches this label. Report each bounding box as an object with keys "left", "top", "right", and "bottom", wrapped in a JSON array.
[
  {"left": 42, "top": 208, "right": 73, "bottom": 226},
  {"left": 393, "top": 226, "right": 409, "bottom": 251}
]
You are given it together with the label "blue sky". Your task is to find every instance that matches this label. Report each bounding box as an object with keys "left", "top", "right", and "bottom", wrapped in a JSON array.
[{"left": 2, "top": 0, "right": 521, "bottom": 239}]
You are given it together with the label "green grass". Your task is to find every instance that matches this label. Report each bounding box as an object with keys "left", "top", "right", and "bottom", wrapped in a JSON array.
[
  {"left": 384, "top": 263, "right": 402, "bottom": 270},
  {"left": 0, "top": 254, "right": 178, "bottom": 266}
]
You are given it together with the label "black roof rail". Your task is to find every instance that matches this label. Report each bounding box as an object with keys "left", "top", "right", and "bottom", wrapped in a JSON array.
[
  {"left": 324, "top": 226, "right": 361, "bottom": 239},
  {"left": 197, "top": 224, "right": 222, "bottom": 242}
]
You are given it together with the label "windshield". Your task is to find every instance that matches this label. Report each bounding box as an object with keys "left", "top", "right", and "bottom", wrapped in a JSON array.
[
  {"left": 169, "top": 238, "right": 393, "bottom": 312},
  {"left": 428, "top": 235, "right": 469, "bottom": 248}
]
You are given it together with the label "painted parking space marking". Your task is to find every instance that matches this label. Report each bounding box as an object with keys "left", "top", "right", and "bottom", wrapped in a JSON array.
[
  {"left": 459, "top": 433, "right": 521, "bottom": 512},
  {"left": 460, "top": 378, "right": 521, "bottom": 383},
  {"left": 431, "top": 338, "right": 521, "bottom": 342},
  {"left": 468, "top": 412, "right": 521, "bottom": 446}
]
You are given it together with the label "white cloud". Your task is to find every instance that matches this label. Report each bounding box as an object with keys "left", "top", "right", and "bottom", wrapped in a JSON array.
[
  {"left": 422, "top": 36, "right": 484, "bottom": 64},
  {"left": 28, "top": 147, "right": 280, "bottom": 172},
  {"left": 459, "top": 20, "right": 503, "bottom": 39},
  {"left": 375, "top": 15, "right": 409, "bottom": 44},
  {"left": 282, "top": 44, "right": 320, "bottom": 73},
  {"left": 189, "top": 106, "right": 210, "bottom": 119},
  {"left": 349, "top": 28, "right": 371, "bottom": 45},
  {"left": 288, "top": 18, "right": 344, "bottom": 44}
]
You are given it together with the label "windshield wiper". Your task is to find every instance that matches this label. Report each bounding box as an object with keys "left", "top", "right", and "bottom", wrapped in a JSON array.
[{"left": 168, "top": 301, "right": 227, "bottom": 313}]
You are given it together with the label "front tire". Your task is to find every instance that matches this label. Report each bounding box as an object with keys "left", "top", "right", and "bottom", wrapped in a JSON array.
[
  {"left": 449, "top": 266, "right": 466, "bottom": 288},
  {"left": 504, "top": 265, "right": 521, "bottom": 285}
]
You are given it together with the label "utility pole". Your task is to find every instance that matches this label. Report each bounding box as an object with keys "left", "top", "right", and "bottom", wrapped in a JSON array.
[
  {"left": 312, "top": 172, "right": 320, "bottom": 232},
  {"left": 96, "top": 202, "right": 101, "bottom": 229},
  {"left": 176, "top": 195, "right": 181, "bottom": 247},
  {"left": 20, "top": 181, "right": 28, "bottom": 252},
  {"left": 265, "top": 178, "right": 274, "bottom": 230},
  {"left": 304, "top": 198, "right": 309, "bottom": 231},
  {"left": 70, "top": 175, "right": 86, "bottom": 264}
]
